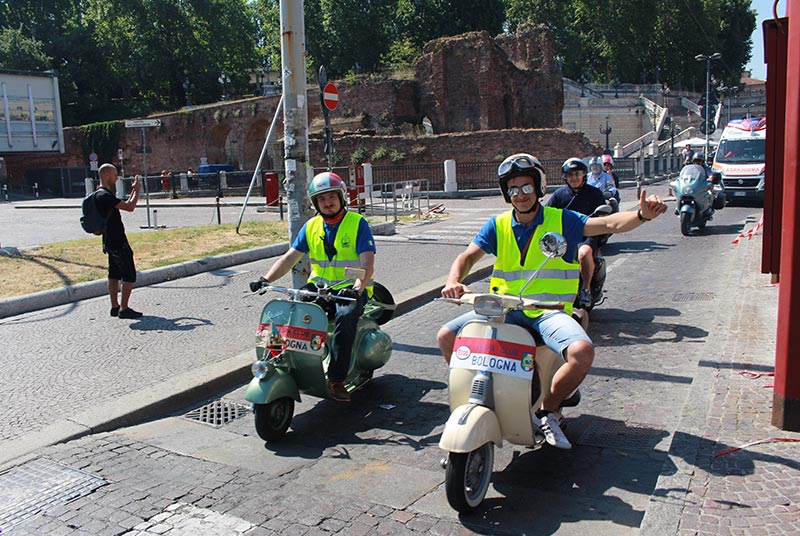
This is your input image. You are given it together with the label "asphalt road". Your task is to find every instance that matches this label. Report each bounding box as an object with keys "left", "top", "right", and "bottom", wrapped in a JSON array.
[{"left": 0, "top": 190, "right": 768, "bottom": 534}]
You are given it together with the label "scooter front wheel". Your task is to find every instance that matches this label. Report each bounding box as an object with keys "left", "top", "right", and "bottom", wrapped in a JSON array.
[
  {"left": 254, "top": 398, "right": 294, "bottom": 442},
  {"left": 445, "top": 442, "right": 494, "bottom": 513},
  {"left": 680, "top": 212, "right": 692, "bottom": 236}
]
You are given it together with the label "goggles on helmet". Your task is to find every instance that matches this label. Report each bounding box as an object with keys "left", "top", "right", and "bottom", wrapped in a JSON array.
[
  {"left": 506, "top": 183, "right": 536, "bottom": 197},
  {"left": 498, "top": 154, "right": 542, "bottom": 179}
]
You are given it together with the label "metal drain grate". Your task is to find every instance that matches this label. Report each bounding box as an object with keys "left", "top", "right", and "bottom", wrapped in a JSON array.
[
  {"left": 0, "top": 458, "right": 106, "bottom": 532},
  {"left": 672, "top": 292, "right": 715, "bottom": 302},
  {"left": 183, "top": 399, "right": 251, "bottom": 427},
  {"left": 576, "top": 420, "right": 667, "bottom": 450}
]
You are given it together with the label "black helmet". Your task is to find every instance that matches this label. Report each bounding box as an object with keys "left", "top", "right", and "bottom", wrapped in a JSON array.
[
  {"left": 497, "top": 153, "right": 547, "bottom": 203},
  {"left": 561, "top": 157, "right": 588, "bottom": 175},
  {"left": 692, "top": 151, "right": 706, "bottom": 164}
]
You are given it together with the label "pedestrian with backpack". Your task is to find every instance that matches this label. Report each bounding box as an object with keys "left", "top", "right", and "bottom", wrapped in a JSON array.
[{"left": 94, "top": 163, "right": 143, "bottom": 319}]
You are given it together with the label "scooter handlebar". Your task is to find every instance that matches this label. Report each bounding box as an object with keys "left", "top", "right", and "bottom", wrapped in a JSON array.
[{"left": 253, "top": 284, "right": 357, "bottom": 303}]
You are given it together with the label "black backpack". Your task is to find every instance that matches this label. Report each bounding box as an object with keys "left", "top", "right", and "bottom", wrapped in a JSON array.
[{"left": 80, "top": 191, "right": 109, "bottom": 235}]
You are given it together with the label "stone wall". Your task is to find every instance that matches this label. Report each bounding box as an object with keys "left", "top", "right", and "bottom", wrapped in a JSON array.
[{"left": 416, "top": 25, "right": 562, "bottom": 134}]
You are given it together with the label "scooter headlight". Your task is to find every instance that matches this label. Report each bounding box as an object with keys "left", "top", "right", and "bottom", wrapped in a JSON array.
[
  {"left": 251, "top": 360, "right": 269, "bottom": 379},
  {"left": 473, "top": 295, "right": 504, "bottom": 317},
  {"left": 682, "top": 185, "right": 695, "bottom": 195}
]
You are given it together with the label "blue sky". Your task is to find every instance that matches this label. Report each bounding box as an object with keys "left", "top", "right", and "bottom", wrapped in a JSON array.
[{"left": 746, "top": 0, "right": 787, "bottom": 80}]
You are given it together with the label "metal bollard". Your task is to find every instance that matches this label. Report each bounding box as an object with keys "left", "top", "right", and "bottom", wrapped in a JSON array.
[
  {"left": 216, "top": 196, "right": 221, "bottom": 225},
  {"left": 153, "top": 209, "right": 158, "bottom": 228},
  {"left": 279, "top": 195, "right": 284, "bottom": 221},
  {"left": 34, "top": 182, "right": 39, "bottom": 200},
  {"left": 636, "top": 176, "right": 642, "bottom": 200},
  {"left": 2, "top": 184, "right": 7, "bottom": 202}
]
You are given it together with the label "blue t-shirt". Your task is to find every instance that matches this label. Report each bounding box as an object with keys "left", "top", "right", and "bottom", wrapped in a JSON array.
[
  {"left": 473, "top": 207, "right": 588, "bottom": 264},
  {"left": 292, "top": 212, "right": 376, "bottom": 258}
]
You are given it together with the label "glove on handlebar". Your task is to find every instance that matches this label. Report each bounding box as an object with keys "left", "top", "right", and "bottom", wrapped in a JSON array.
[
  {"left": 336, "top": 287, "right": 360, "bottom": 300},
  {"left": 249, "top": 277, "right": 269, "bottom": 293}
]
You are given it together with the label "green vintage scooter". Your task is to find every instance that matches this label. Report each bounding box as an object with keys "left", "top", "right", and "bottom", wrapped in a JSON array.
[{"left": 245, "top": 268, "right": 395, "bottom": 442}]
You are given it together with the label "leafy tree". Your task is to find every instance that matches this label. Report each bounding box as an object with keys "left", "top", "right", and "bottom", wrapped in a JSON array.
[{"left": 0, "top": 27, "right": 51, "bottom": 70}]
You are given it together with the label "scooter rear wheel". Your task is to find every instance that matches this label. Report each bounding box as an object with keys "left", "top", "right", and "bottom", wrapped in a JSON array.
[
  {"left": 445, "top": 442, "right": 494, "bottom": 513},
  {"left": 254, "top": 398, "right": 294, "bottom": 442}
]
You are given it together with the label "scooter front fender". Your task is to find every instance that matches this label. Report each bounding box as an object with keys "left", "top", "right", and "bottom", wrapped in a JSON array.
[
  {"left": 243, "top": 368, "right": 301, "bottom": 405},
  {"left": 439, "top": 404, "right": 503, "bottom": 452},
  {"left": 679, "top": 203, "right": 696, "bottom": 216}
]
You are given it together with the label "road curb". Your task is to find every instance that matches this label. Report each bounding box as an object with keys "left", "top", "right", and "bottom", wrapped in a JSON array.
[{"left": 0, "top": 221, "right": 396, "bottom": 319}]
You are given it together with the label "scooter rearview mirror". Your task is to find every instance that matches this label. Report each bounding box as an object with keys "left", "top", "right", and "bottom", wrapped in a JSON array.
[
  {"left": 517, "top": 233, "right": 568, "bottom": 303},
  {"left": 539, "top": 232, "right": 567, "bottom": 259}
]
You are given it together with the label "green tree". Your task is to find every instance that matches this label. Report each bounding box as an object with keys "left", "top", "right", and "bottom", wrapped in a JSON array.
[{"left": 0, "top": 27, "right": 51, "bottom": 70}]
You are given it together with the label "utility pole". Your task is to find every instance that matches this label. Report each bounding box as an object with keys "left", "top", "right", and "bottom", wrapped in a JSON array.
[{"left": 280, "top": 0, "right": 312, "bottom": 288}]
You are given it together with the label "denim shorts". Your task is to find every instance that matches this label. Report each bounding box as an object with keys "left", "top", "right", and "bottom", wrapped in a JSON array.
[{"left": 442, "top": 309, "right": 592, "bottom": 357}]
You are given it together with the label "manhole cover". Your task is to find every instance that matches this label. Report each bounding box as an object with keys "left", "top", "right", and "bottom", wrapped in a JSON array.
[
  {"left": 576, "top": 420, "right": 666, "bottom": 450},
  {"left": 184, "top": 399, "right": 251, "bottom": 427},
  {"left": 672, "top": 292, "right": 715, "bottom": 302},
  {"left": 0, "top": 458, "right": 106, "bottom": 532}
]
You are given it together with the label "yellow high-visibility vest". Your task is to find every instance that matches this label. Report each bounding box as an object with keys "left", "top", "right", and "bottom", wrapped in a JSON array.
[
  {"left": 307, "top": 211, "right": 373, "bottom": 297},
  {"left": 489, "top": 207, "right": 579, "bottom": 317}
]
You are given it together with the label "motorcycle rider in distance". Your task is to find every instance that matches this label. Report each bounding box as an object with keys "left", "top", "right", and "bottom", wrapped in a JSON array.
[
  {"left": 692, "top": 151, "right": 713, "bottom": 178},
  {"left": 545, "top": 158, "right": 607, "bottom": 309},
  {"left": 587, "top": 156, "right": 620, "bottom": 212},
  {"left": 437, "top": 153, "right": 667, "bottom": 449},
  {"left": 602, "top": 154, "right": 620, "bottom": 189},
  {"left": 254, "top": 172, "right": 376, "bottom": 402}
]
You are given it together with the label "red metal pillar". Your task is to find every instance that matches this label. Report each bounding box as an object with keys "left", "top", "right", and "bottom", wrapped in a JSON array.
[{"left": 773, "top": 9, "right": 800, "bottom": 431}]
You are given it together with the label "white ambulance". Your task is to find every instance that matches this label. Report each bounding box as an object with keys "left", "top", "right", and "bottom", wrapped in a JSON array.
[{"left": 712, "top": 117, "right": 766, "bottom": 204}]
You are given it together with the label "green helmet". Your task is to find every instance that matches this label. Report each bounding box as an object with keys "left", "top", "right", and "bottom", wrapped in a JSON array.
[{"left": 308, "top": 171, "right": 347, "bottom": 213}]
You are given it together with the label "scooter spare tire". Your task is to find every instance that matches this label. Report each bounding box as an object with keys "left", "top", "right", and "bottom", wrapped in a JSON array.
[
  {"left": 369, "top": 282, "right": 395, "bottom": 325},
  {"left": 254, "top": 398, "right": 294, "bottom": 442},
  {"left": 445, "top": 442, "right": 494, "bottom": 514}
]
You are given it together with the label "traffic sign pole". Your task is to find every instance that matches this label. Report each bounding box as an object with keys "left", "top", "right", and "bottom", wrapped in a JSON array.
[{"left": 125, "top": 118, "right": 162, "bottom": 228}]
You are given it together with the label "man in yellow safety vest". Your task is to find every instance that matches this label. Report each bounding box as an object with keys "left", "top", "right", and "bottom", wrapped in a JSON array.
[
  {"left": 437, "top": 153, "right": 666, "bottom": 448},
  {"left": 255, "top": 172, "right": 376, "bottom": 402}
]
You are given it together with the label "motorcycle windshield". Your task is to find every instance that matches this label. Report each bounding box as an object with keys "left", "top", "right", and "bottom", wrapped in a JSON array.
[{"left": 678, "top": 165, "right": 707, "bottom": 187}]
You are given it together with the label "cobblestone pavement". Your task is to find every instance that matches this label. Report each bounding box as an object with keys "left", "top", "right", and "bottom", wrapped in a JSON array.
[{"left": 2, "top": 199, "right": 798, "bottom": 535}]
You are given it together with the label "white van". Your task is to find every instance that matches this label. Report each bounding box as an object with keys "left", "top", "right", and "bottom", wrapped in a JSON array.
[{"left": 712, "top": 117, "right": 766, "bottom": 204}]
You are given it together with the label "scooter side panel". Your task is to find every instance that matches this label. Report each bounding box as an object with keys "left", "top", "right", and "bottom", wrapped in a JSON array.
[
  {"left": 439, "top": 404, "right": 503, "bottom": 452},
  {"left": 532, "top": 345, "right": 566, "bottom": 412},
  {"left": 244, "top": 370, "right": 301, "bottom": 404},
  {"left": 494, "top": 373, "right": 535, "bottom": 445}
]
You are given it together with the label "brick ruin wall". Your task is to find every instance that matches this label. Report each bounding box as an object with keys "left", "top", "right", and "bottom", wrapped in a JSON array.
[{"left": 4, "top": 25, "right": 597, "bottom": 187}]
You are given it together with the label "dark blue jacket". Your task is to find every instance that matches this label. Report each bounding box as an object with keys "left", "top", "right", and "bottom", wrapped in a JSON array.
[{"left": 545, "top": 183, "right": 607, "bottom": 217}]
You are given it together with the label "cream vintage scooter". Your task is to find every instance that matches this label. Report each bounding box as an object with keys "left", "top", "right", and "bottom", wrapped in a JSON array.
[{"left": 437, "top": 232, "right": 580, "bottom": 513}]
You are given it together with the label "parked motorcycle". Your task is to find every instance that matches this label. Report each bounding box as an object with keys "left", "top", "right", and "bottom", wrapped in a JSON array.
[
  {"left": 573, "top": 204, "right": 613, "bottom": 314},
  {"left": 246, "top": 269, "right": 395, "bottom": 442},
  {"left": 436, "top": 232, "right": 580, "bottom": 513},
  {"left": 670, "top": 165, "right": 722, "bottom": 236}
]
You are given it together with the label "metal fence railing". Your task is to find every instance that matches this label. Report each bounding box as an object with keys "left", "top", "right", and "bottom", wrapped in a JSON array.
[{"left": 4, "top": 157, "right": 686, "bottom": 202}]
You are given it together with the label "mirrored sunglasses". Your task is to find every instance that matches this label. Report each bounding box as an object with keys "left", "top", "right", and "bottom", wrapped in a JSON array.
[{"left": 506, "top": 183, "right": 536, "bottom": 197}]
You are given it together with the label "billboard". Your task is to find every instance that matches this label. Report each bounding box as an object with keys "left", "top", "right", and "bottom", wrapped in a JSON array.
[{"left": 0, "top": 69, "right": 64, "bottom": 153}]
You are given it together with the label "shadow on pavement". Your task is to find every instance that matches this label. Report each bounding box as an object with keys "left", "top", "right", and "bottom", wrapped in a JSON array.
[
  {"left": 127, "top": 315, "right": 214, "bottom": 331},
  {"left": 263, "top": 374, "right": 448, "bottom": 458},
  {"left": 589, "top": 307, "right": 710, "bottom": 345},
  {"left": 456, "top": 416, "right": 670, "bottom": 534},
  {"left": 602, "top": 240, "right": 672, "bottom": 257}
]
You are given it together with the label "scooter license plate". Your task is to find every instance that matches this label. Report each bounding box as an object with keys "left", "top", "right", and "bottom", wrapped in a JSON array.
[
  {"left": 450, "top": 336, "right": 535, "bottom": 380},
  {"left": 733, "top": 191, "right": 747, "bottom": 197},
  {"left": 257, "top": 323, "right": 327, "bottom": 356}
]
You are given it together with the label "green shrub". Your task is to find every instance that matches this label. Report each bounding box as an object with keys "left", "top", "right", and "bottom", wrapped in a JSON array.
[
  {"left": 389, "top": 149, "right": 405, "bottom": 162},
  {"left": 350, "top": 146, "right": 369, "bottom": 164},
  {"left": 371, "top": 145, "right": 389, "bottom": 160}
]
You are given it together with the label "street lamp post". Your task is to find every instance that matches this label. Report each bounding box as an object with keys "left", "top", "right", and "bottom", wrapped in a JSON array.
[
  {"left": 695, "top": 52, "right": 722, "bottom": 163},
  {"left": 599, "top": 117, "right": 612, "bottom": 152},
  {"left": 218, "top": 72, "right": 231, "bottom": 101}
]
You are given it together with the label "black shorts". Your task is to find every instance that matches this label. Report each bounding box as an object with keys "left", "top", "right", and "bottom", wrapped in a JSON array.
[{"left": 107, "top": 245, "right": 137, "bottom": 283}]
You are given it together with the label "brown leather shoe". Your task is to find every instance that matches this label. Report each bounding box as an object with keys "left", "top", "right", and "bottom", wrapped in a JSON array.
[{"left": 327, "top": 381, "right": 351, "bottom": 402}]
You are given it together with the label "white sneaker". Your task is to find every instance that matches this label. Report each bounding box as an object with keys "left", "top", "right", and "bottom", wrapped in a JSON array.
[{"left": 537, "top": 413, "right": 572, "bottom": 449}]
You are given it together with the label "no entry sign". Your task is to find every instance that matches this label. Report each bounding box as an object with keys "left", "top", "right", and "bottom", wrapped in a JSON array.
[{"left": 322, "top": 83, "right": 339, "bottom": 111}]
